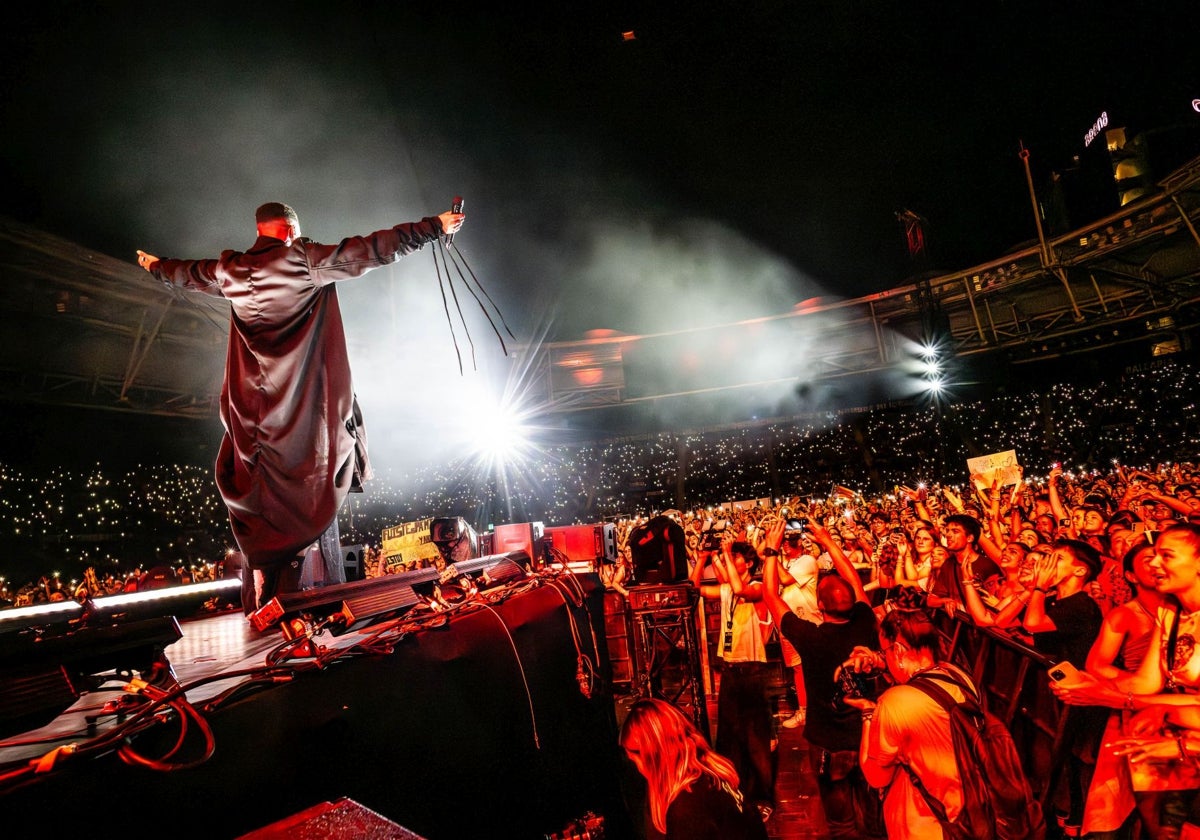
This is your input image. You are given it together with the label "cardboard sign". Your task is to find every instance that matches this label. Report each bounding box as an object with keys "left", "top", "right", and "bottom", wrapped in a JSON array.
[{"left": 967, "top": 450, "right": 1022, "bottom": 491}]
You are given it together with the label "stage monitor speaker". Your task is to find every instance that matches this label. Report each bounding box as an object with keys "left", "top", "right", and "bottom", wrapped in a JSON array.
[
  {"left": 0, "top": 615, "right": 182, "bottom": 739},
  {"left": 341, "top": 544, "right": 364, "bottom": 582},
  {"left": 544, "top": 524, "right": 602, "bottom": 566},
  {"left": 491, "top": 522, "right": 545, "bottom": 569},
  {"left": 629, "top": 515, "right": 688, "bottom": 585}
]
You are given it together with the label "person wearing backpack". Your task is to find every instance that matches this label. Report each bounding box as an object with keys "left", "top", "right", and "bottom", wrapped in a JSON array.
[{"left": 841, "top": 607, "right": 1044, "bottom": 839}]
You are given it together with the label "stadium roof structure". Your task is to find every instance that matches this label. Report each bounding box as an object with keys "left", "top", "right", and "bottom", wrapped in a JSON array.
[
  {"left": 0, "top": 155, "right": 1198, "bottom": 422},
  {"left": 533, "top": 154, "right": 1200, "bottom": 415}
]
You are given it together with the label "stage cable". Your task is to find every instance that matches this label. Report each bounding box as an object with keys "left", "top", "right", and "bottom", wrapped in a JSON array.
[
  {"left": 432, "top": 246, "right": 465, "bottom": 375},
  {"left": 433, "top": 244, "right": 475, "bottom": 373},
  {"left": 432, "top": 238, "right": 515, "bottom": 375},
  {"left": 478, "top": 602, "right": 541, "bottom": 750},
  {"left": 442, "top": 240, "right": 515, "bottom": 354},
  {"left": 544, "top": 571, "right": 604, "bottom": 701}
]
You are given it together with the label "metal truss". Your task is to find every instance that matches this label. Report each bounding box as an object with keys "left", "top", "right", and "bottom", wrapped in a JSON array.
[
  {"left": 0, "top": 156, "right": 1197, "bottom": 420},
  {"left": 532, "top": 154, "right": 1200, "bottom": 413}
]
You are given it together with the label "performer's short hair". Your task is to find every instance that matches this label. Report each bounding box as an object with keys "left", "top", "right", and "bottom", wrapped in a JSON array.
[{"left": 255, "top": 202, "right": 299, "bottom": 227}]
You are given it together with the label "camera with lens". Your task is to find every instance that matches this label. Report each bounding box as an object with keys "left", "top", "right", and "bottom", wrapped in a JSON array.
[
  {"left": 837, "top": 668, "right": 870, "bottom": 699},
  {"left": 701, "top": 519, "right": 728, "bottom": 550},
  {"left": 832, "top": 664, "right": 886, "bottom": 709}
]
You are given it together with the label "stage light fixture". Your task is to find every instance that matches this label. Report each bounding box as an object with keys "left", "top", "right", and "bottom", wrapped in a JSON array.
[
  {"left": 250, "top": 551, "right": 532, "bottom": 634},
  {"left": 329, "top": 583, "right": 420, "bottom": 636},
  {"left": 90, "top": 579, "right": 241, "bottom": 615},
  {"left": 0, "top": 600, "right": 83, "bottom": 631},
  {"left": 0, "top": 579, "right": 241, "bottom": 632}
]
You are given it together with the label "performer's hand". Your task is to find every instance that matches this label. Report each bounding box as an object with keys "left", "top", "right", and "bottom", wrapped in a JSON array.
[
  {"left": 437, "top": 211, "right": 465, "bottom": 236},
  {"left": 136, "top": 250, "right": 160, "bottom": 272}
]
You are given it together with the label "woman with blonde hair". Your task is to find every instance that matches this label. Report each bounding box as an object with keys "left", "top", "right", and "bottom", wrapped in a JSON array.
[{"left": 619, "top": 698, "right": 768, "bottom": 839}]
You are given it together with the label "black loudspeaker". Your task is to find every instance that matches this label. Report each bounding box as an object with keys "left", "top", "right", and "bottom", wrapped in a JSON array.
[
  {"left": 629, "top": 515, "right": 688, "bottom": 585},
  {"left": 601, "top": 522, "right": 617, "bottom": 563},
  {"left": 303, "top": 544, "right": 365, "bottom": 587},
  {"left": 341, "top": 544, "right": 364, "bottom": 582}
]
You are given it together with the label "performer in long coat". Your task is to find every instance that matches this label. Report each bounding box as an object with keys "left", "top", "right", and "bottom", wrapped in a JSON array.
[{"left": 137, "top": 202, "right": 464, "bottom": 606}]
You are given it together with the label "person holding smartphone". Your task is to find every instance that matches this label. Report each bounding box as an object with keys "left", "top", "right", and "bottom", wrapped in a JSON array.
[
  {"left": 759, "top": 517, "right": 885, "bottom": 839},
  {"left": 690, "top": 533, "right": 776, "bottom": 822},
  {"left": 773, "top": 517, "right": 820, "bottom": 730},
  {"left": 1053, "top": 524, "right": 1200, "bottom": 837}
]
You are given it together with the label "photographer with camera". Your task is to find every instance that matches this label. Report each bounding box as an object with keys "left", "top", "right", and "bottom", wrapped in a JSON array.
[
  {"left": 838, "top": 607, "right": 983, "bottom": 838},
  {"left": 761, "top": 518, "right": 885, "bottom": 838}
]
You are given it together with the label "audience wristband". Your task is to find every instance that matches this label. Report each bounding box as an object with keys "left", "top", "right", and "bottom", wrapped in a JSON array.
[{"left": 762, "top": 548, "right": 780, "bottom": 557}]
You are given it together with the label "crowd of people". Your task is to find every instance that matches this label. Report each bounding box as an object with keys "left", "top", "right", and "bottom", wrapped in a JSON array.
[
  {"left": 613, "top": 457, "right": 1200, "bottom": 839},
  {"left": 2, "top": 357, "right": 1196, "bottom": 601},
  {"left": 0, "top": 352, "right": 1195, "bottom": 837}
]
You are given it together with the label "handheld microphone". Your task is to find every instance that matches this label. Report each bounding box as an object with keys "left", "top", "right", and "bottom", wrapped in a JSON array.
[{"left": 445, "top": 195, "right": 464, "bottom": 248}]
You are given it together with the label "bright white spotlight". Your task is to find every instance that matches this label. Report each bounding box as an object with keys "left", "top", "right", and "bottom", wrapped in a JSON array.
[
  {"left": 463, "top": 399, "right": 539, "bottom": 475},
  {"left": 925, "top": 376, "right": 945, "bottom": 394},
  {"left": 471, "top": 405, "right": 530, "bottom": 459}
]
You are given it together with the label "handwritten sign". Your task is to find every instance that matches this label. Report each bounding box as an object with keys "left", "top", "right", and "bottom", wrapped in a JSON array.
[{"left": 967, "top": 450, "right": 1022, "bottom": 491}]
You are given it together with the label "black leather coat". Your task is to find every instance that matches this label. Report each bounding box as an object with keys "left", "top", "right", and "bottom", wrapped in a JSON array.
[{"left": 152, "top": 217, "right": 442, "bottom": 568}]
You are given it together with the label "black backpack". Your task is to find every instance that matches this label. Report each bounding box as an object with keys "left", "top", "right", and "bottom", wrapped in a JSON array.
[{"left": 901, "top": 670, "right": 1045, "bottom": 840}]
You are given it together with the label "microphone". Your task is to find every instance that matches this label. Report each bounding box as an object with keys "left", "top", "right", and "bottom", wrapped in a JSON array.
[{"left": 445, "top": 195, "right": 464, "bottom": 248}]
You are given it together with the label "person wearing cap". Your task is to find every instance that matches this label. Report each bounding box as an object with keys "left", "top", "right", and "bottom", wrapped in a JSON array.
[
  {"left": 136, "top": 202, "right": 464, "bottom": 611},
  {"left": 1137, "top": 490, "right": 1191, "bottom": 530}
]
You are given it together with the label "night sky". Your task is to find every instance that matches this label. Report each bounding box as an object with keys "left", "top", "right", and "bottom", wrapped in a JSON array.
[{"left": 1, "top": 2, "right": 1197, "bottom": 461}]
